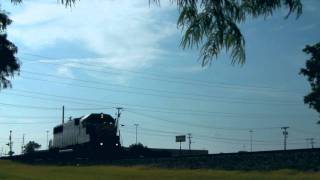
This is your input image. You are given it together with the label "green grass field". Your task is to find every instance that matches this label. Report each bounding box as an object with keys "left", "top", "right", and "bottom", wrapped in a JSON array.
[{"left": 0, "top": 160, "right": 319, "bottom": 180}]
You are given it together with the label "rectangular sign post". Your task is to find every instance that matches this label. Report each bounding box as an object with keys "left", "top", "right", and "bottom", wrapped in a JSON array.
[{"left": 176, "top": 135, "right": 186, "bottom": 154}]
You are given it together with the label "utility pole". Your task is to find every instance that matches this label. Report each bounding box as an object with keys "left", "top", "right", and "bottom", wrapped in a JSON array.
[
  {"left": 115, "top": 107, "right": 123, "bottom": 136},
  {"left": 7, "top": 130, "right": 13, "bottom": 157},
  {"left": 281, "top": 127, "right": 289, "bottom": 150},
  {"left": 249, "top": 129, "right": 253, "bottom": 152},
  {"left": 187, "top": 133, "right": 192, "bottom": 151},
  {"left": 21, "top": 134, "right": 25, "bottom": 154},
  {"left": 62, "top": 105, "right": 65, "bottom": 124},
  {"left": 46, "top": 130, "right": 49, "bottom": 149},
  {"left": 134, "top": 123, "right": 139, "bottom": 144}
]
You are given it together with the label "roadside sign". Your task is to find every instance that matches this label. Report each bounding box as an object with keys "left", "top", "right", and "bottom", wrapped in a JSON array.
[{"left": 176, "top": 135, "right": 186, "bottom": 142}]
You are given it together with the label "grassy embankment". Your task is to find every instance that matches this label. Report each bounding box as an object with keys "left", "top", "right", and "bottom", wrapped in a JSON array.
[{"left": 0, "top": 160, "right": 319, "bottom": 180}]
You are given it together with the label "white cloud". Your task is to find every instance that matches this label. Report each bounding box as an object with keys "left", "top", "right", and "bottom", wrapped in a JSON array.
[
  {"left": 57, "top": 65, "right": 74, "bottom": 78},
  {"left": 8, "top": 0, "right": 178, "bottom": 82}
]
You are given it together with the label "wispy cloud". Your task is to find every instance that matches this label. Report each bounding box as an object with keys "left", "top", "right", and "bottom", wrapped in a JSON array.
[
  {"left": 168, "top": 65, "right": 208, "bottom": 74},
  {"left": 296, "top": 23, "right": 319, "bottom": 32},
  {"left": 8, "top": 0, "right": 178, "bottom": 82}
]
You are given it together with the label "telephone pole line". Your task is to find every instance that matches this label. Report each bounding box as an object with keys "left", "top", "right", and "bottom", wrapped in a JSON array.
[
  {"left": 281, "top": 127, "right": 289, "bottom": 150},
  {"left": 134, "top": 123, "right": 139, "bottom": 144}
]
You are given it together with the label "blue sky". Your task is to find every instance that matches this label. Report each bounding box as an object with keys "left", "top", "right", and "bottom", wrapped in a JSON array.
[{"left": 0, "top": 0, "right": 319, "bottom": 155}]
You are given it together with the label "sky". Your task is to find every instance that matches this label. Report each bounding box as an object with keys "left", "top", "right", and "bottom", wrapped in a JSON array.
[{"left": 0, "top": 0, "right": 319, "bottom": 155}]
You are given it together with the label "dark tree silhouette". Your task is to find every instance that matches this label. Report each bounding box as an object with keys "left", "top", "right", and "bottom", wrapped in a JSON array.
[
  {"left": 300, "top": 42, "right": 320, "bottom": 124},
  {"left": 128, "top": 143, "right": 151, "bottom": 157},
  {"left": 24, "top": 141, "right": 41, "bottom": 154},
  {"left": 0, "top": 4, "right": 20, "bottom": 90}
]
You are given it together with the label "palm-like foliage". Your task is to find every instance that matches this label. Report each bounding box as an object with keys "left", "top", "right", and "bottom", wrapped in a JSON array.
[{"left": 153, "top": 0, "right": 302, "bottom": 65}]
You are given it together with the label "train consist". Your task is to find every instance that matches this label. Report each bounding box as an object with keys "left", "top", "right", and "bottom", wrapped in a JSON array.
[
  {"left": 51, "top": 113, "right": 120, "bottom": 154},
  {"left": 1, "top": 112, "right": 208, "bottom": 162}
]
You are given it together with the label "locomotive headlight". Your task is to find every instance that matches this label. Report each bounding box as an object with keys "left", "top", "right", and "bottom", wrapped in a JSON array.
[
  {"left": 115, "top": 143, "right": 119, "bottom": 146},
  {"left": 100, "top": 142, "right": 103, "bottom": 146}
]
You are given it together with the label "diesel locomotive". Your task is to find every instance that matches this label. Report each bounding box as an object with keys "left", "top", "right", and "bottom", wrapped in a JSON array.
[{"left": 51, "top": 113, "right": 120, "bottom": 153}]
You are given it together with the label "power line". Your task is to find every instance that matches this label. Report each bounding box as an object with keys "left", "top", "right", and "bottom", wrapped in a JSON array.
[
  {"left": 4, "top": 90, "right": 304, "bottom": 119},
  {"left": 0, "top": 122, "right": 57, "bottom": 125},
  {"left": 0, "top": 101, "right": 112, "bottom": 111},
  {"left": 3, "top": 88, "right": 303, "bottom": 118},
  {"left": 305, "top": 138, "right": 315, "bottom": 149},
  {"left": 20, "top": 52, "right": 305, "bottom": 95},
  {"left": 126, "top": 110, "right": 282, "bottom": 131},
  {"left": 0, "top": 115, "right": 59, "bottom": 119},
  {"left": 0, "top": 102, "right": 60, "bottom": 110},
  {"left": 21, "top": 70, "right": 301, "bottom": 105},
  {"left": 4, "top": 91, "right": 111, "bottom": 109},
  {"left": 20, "top": 75, "right": 301, "bottom": 105},
  {"left": 127, "top": 107, "right": 305, "bottom": 119},
  {"left": 121, "top": 127, "right": 306, "bottom": 146},
  {"left": 291, "top": 128, "right": 318, "bottom": 136}
]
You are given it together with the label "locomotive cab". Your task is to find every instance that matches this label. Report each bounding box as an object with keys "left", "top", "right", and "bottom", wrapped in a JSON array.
[{"left": 82, "top": 113, "right": 120, "bottom": 150}]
